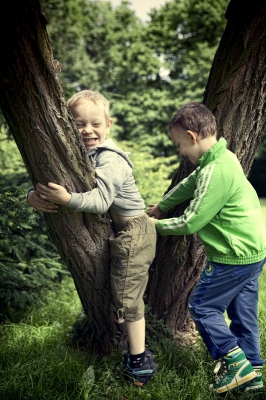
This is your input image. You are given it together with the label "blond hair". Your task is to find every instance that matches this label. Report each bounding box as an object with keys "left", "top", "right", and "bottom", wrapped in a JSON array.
[{"left": 67, "top": 90, "right": 110, "bottom": 121}]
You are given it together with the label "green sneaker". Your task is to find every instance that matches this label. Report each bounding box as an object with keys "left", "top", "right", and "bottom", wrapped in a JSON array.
[
  {"left": 210, "top": 350, "right": 257, "bottom": 393},
  {"left": 242, "top": 372, "right": 264, "bottom": 392}
]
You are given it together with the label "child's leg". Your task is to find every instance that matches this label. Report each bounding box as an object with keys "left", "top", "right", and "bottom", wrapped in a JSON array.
[
  {"left": 109, "top": 214, "right": 157, "bottom": 386},
  {"left": 189, "top": 261, "right": 238, "bottom": 359},
  {"left": 188, "top": 260, "right": 264, "bottom": 360},
  {"left": 227, "top": 274, "right": 264, "bottom": 368},
  {"left": 126, "top": 317, "right": 145, "bottom": 355},
  {"left": 109, "top": 214, "right": 156, "bottom": 326},
  {"left": 189, "top": 259, "right": 265, "bottom": 393}
]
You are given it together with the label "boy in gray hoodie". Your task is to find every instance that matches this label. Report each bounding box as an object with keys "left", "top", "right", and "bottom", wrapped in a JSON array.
[{"left": 27, "top": 90, "right": 157, "bottom": 387}]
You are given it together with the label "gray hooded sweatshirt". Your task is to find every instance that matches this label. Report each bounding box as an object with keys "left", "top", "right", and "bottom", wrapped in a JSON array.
[{"left": 67, "top": 138, "right": 145, "bottom": 216}]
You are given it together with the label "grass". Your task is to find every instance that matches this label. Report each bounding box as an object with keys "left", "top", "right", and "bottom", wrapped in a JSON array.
[
  {"left": 1, "top": 275, "right": 266, "bottom": 400},
  {"left": 0, "top": 201, "right": 265, "bottom": 399}
]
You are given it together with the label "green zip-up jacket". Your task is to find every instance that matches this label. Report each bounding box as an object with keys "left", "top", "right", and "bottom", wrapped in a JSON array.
[{"left": 156, "top": 138, "right": 266, "bottom": 265}]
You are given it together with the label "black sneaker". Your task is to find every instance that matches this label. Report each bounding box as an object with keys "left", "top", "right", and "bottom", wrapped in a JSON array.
[
  {"left": 123, "top": 349, "right": 154, "bottom": 367},
  {"left": 123, "top": 349, "right": 157, "bottom": 387}
]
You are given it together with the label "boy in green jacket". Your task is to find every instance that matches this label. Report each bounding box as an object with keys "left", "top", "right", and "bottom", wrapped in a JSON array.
[{"left": 148, "top": 102, "right": 266, "bottom": 394}]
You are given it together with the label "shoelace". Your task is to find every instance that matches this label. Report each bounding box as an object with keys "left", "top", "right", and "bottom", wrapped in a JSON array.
[{"left": 213, "top": 360, "right": 227, "bottom": 382}]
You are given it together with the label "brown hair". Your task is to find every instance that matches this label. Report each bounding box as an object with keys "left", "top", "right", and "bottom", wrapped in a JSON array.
[{"left": 169, "top": 102, "right": 217, "bottom": 138}]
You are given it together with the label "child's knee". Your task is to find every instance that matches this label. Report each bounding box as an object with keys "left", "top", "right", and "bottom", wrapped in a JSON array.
[{"left": 188, "top": 293, "right": 204, "bottom": 321}]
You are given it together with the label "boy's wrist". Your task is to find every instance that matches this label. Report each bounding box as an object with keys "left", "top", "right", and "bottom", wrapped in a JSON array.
[
  {"left": 26, "top": 189, "right": 35, "bottom": 205},
  {"left": 64, "top": 192, "right": 72, "bottom": 205}
]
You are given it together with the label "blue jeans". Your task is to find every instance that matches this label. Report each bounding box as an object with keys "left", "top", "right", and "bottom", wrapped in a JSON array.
[{"left": 188, "top": 258, "right": 265, "bottom": 366}]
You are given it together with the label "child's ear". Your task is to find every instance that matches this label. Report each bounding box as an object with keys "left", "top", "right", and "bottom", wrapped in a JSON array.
[
  {"left": 186, "top": 130, "right": 198, "bottom": 144},
  {"left": 107, "top": 118, "right": 113, "bottom": 135}
]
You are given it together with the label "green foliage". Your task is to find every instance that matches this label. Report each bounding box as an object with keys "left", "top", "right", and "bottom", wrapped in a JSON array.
[
  {"left": 41, "top": 0, "right": 161, "bottom": 97},
  {"left": 41, "top": 0, "right": 100, "bottom": 98},
  {"left": 0, "top": 123, "right": 30, "bottom": 191},
  {"left": 0, "top": 190, "right": 68, "bottom": 318},
  {"left": 82, "top": 1, "right": 161, "bottom": 93},
  {"left": 39, "top": 0, "right": 229, "bottom": 159},
  {"left": 147, "top": 0, "right": 229, "bottom": 79},
  {"left": 111, "top": 89, "right": 179, "bottom": 158},
  {"left": 118, "top": 139, "right": 179, "bottom": 205}
]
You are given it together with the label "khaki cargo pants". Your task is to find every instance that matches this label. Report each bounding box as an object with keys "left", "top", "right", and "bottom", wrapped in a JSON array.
[{"left": 109, "top": 213, "right": 156, "bottom": 323}]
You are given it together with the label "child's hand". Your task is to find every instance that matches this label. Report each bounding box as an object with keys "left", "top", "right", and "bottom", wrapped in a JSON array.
[
  {"left": 36, "top": 182, "right": 71, "bottom": 205},
  {"left": 146, "top": 204, "right": 162, "bottom": 219},
  {"left": 27, "top": 189, "right": 59, "bottom": 213}
]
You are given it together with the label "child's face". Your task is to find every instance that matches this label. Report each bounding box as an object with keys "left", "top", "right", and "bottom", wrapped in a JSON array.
[
  {"left": 71, "top": 100, "right": 113, "bottom": 150},
  {"left": 170, "top": 124, "right": 200, "bottom": 165}
]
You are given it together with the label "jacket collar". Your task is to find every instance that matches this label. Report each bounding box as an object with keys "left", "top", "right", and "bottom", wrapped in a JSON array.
[{"left": 199, "top": 137, "right": 227, "bottom": 168}]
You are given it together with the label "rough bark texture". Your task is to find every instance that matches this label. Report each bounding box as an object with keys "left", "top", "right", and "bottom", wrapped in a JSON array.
[
  {"left": 0, "top": 0, "right": 127, "bottom": 355},
  {"left": 148, "top": 0, "right": 266, "bottom": 336},
  {"left": 204, "top": 0, "right": 266, "bottom": 169}
]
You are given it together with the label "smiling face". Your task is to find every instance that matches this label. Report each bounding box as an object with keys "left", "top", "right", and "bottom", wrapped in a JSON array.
[
  {"left": 71, "top": 100, "right": 113, "bottom": 150},
  {"left": 170, "top": 124, "right": 200, "bottom": 165}
]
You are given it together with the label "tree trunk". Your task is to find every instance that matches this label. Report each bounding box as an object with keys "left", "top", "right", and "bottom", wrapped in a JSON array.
[
  {"left": 0, "top": 0, "right": 127, "bottom": 355},
  {"left": 148, "top": 0, "right": 266, "bottom": 337}
]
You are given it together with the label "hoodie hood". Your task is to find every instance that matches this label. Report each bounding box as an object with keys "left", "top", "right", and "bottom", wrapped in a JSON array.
[{"left": 87, "top": 138, "right": 133, "bottom": 169}]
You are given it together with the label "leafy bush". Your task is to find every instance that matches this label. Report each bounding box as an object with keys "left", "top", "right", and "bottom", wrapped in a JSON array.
[{"left": 0, "top": 189, "right": 69, "bottom": 320}]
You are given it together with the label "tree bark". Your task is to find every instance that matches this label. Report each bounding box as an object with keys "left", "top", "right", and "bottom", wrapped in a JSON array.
[
  {"left": 0, "top": 0, "right": 126, "bottom": 355},
  {"left": 204, "top": 0, "right": 266, "bottom": 169},
  {"left": 148, "top": 0, "right": 266, "bottom": 337}
]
